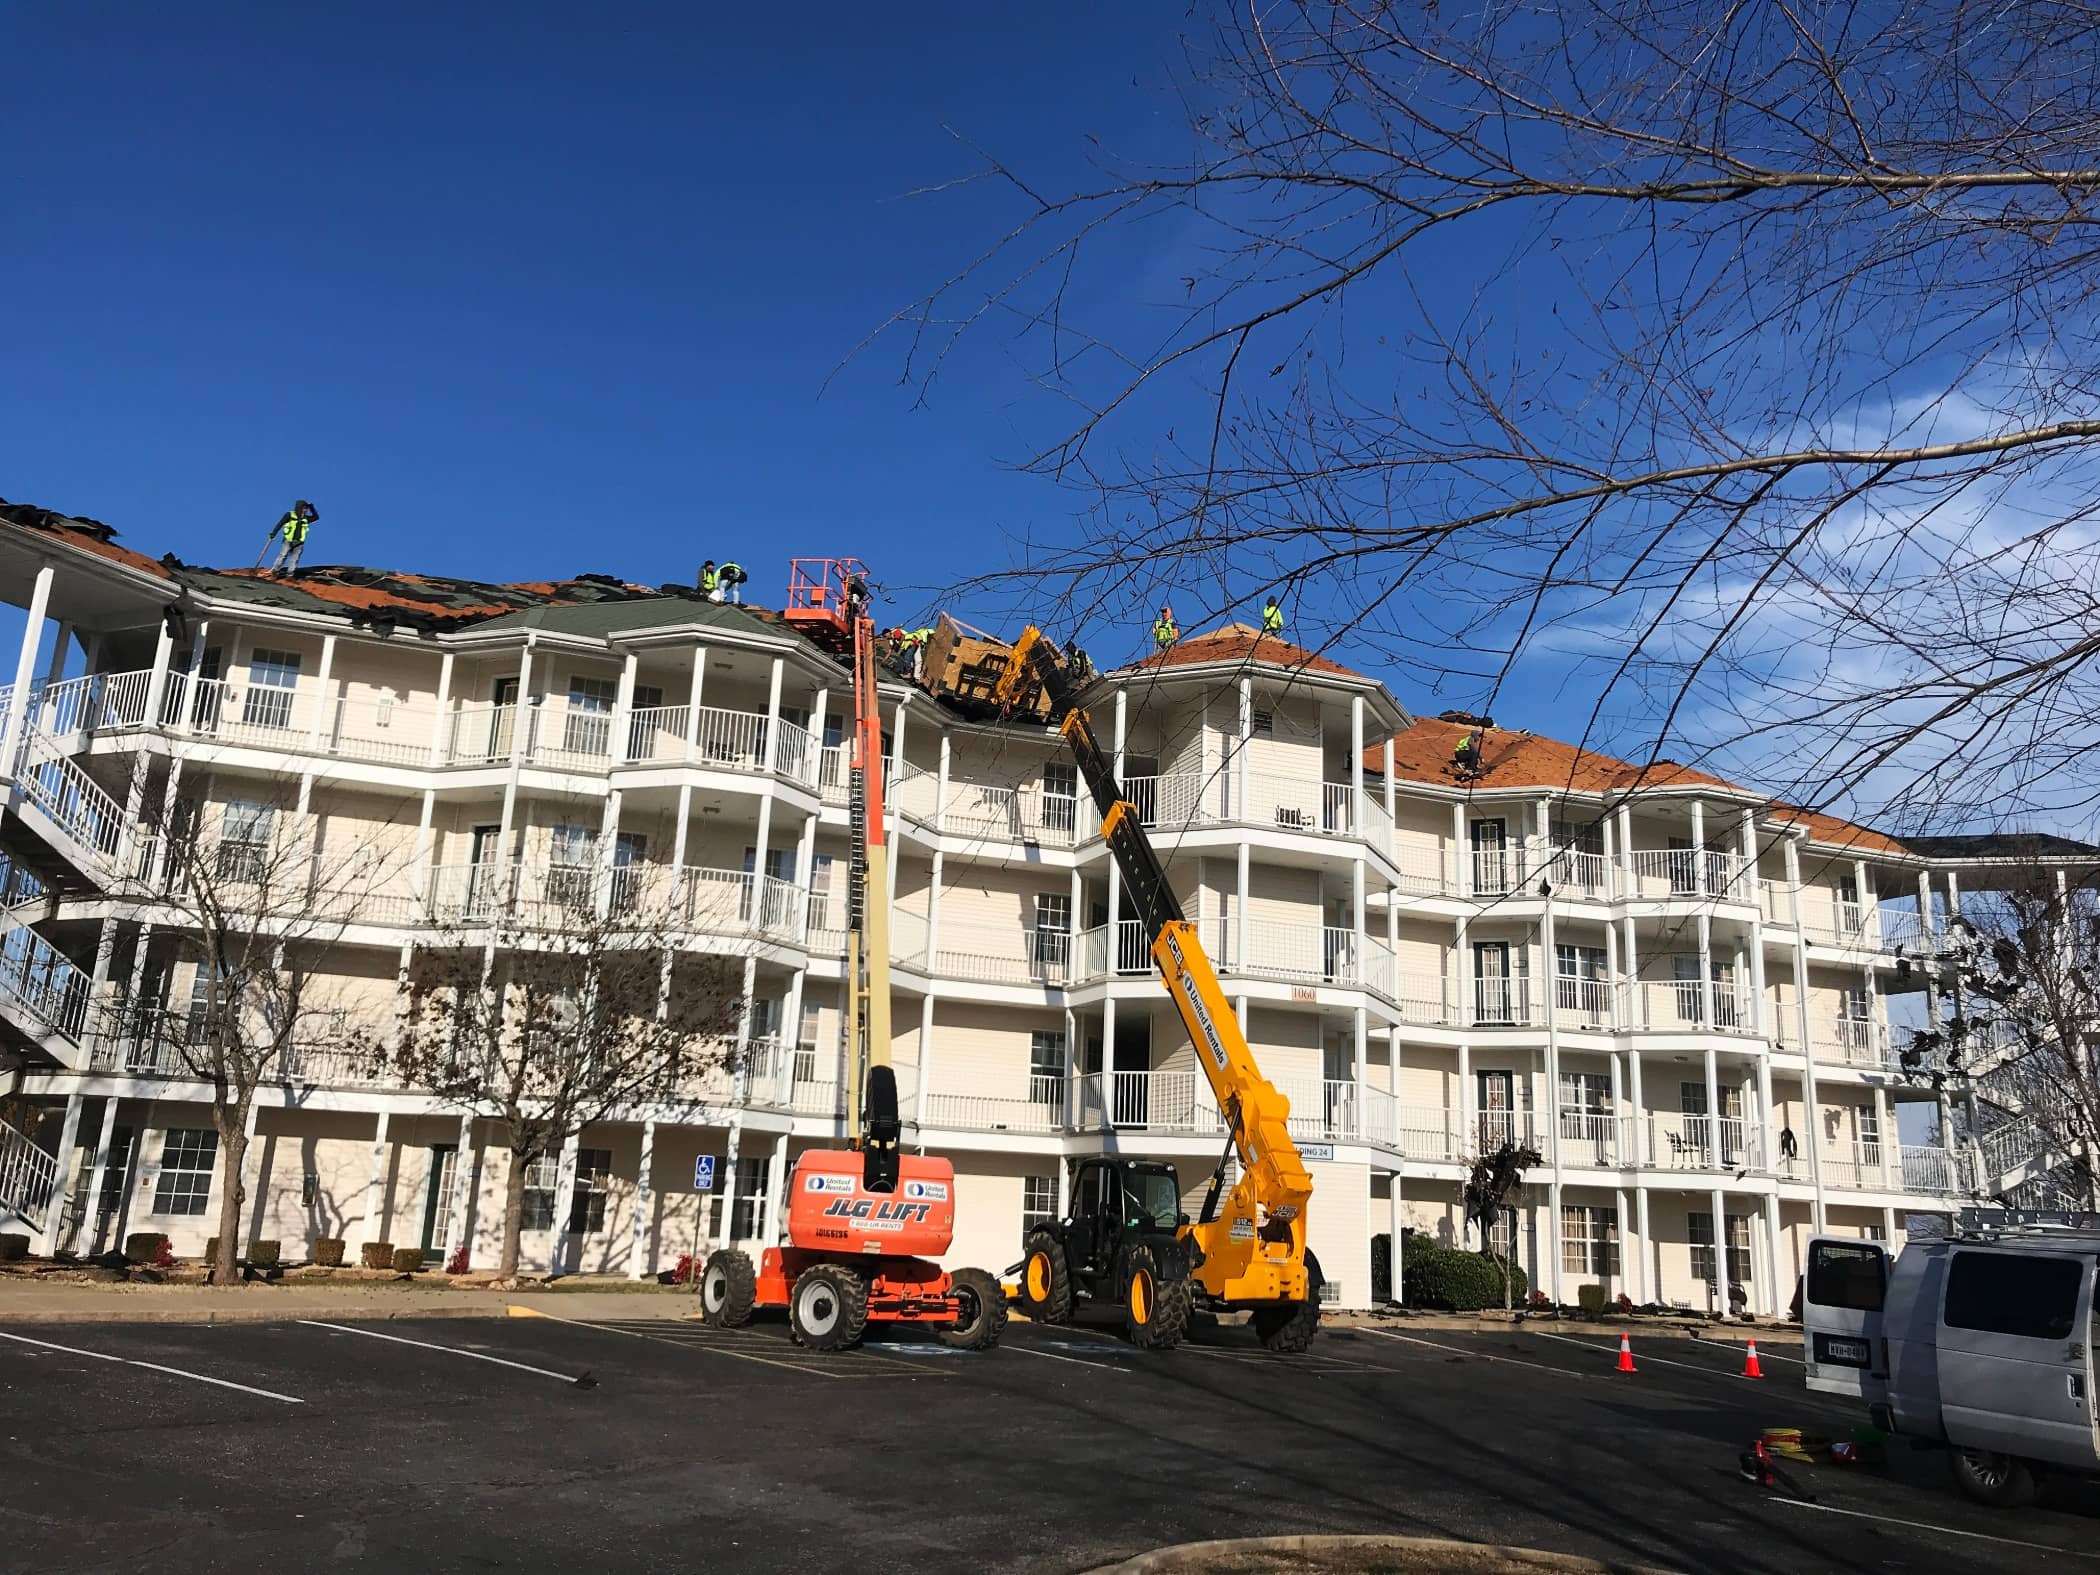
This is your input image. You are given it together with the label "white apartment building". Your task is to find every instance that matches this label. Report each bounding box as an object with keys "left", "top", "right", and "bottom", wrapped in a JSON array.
[{"left": 0, "top": 502, "right": 2043, "bottom": 1311}]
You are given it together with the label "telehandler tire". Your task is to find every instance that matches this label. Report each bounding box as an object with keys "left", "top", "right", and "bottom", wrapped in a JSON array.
[
  {"left": 699, "top": 1249, "right": 757, "bottom": 1328},
  {"left": 939, "top": 1266, "right": 1009, "bottom": 1350},
  {"left": 1123, "top": 1242, "right": 1192, "bottom": 1350},
  {"left": 789, "top": 1262, "right": 868, "bottom": 1351},
  {"left": 1019, "top": 1229, "right": 1073, "bottom": 1324},
  {"left": 1252, "top": 1250, "right": 1324, "bottom": 1354}
]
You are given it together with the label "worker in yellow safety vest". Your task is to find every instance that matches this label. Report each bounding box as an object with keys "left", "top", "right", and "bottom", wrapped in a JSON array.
[
  {"left": 1261, "top": 597, "right": 1284, "bottom": 635},
  {"left": 1453, "top": 730, "right": 1482, "bottom": 777},
  {"left": 699, "top": 560, "right": 719, "bottom": 596},
  {"left": 262, "top": 500, "right": 318, "bottom": 575},
  {"left": 899, "top": 625, "right": 935, "bottom": 681},
  {"left": 1152, "top": 607, "right": 1178, "bottom": 651}
]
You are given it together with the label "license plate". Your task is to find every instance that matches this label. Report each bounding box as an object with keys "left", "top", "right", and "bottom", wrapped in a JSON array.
[{"left": 1815, "top": 1333, "right": 1870, "bottom": 1367}]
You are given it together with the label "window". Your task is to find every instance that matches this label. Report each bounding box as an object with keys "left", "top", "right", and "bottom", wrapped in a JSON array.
[
  {"left": 1806, "top": 1240, "right": 1886, "bottom": 1312},
  {"left": 1945, "top": 1250, "right": 2084, "bottom": 1341},
  {"left": 1688, "top": 1211, "right": 1752, "bottom": 1288},
  {"left": 1033, "top": 893, "right": 1071, "bottom": 974},
  {"left": 564, "top": 676, "right": 617, "bottom": 755},
  {"left": 216, "top": 798, "right": 274, "bottom": 882},
  {"left": 1667, "top": 835, "right": 1698, "bottom": 895},
  {"left": 1485, "top": 1205, "right": 1517, "bottom": 1260},
  {"left": 568, "top": 1148, "right": 613, "bottom": 1234},
  {"left": 795, "top": 1003, "right": 821, "bottom": 1086},
  {"left": 1554, "top": 944, "right": 1607, "bottom": 1015},
  {"left": 1042, "top": 762, "right": 1077, "bottom": 834},
  {"left": 1029, "top": 1031, "right": 1065, "bottom": 1101},
  {"left": 547, "top": 824, "right": 597, "bottom": 908},
  {"left": 1560, "top": 1205, "right": 1619, "bottom": 1277},
  {"left": 730, "top": 1155, "right": 770, "bottom": 1241},
  {"left": 242, "top": 648, "right": 300, "bottom": 727},
  {"left": 520, "top": 1152, "right": 560, "bottom": 1232},
  {"left": 1023, "top": 1175, "right": 1056, "bottom": 1230},
  {"left": 152, "top": 1128, "right": 217, "bottom": 1216},
  {"left": 1558, "top": 1072, "right": 1610, "bottom": 1115}
]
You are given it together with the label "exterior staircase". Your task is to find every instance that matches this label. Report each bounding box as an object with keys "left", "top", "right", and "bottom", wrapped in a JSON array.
[{"left": 0, "top": 1114, "right": 59, "bottom": 1231}]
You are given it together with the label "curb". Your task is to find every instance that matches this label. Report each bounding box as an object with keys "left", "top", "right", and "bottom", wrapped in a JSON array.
[
  {"left": 1082, "top": 1533, "right": 1680, "bottom": 1574},
  {"left": 0, "top": 1304, "right": 503, "bottom": 1325}
]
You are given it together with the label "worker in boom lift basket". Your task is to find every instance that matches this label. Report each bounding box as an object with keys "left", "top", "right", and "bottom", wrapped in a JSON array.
[
  {"left": 261, "top": 500, "right": 319, "bottom": 575},
  {"left": 1152, "top": 606, "right": 1179, "bottom": 651},
  {"left": 899, "top": 625, "right": 935, "bottom": 682}
]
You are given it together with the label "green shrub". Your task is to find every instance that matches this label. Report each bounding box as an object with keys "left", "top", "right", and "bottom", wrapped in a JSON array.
[
  {"left": 313, "top": 1237, "right": 345, "bottom": 1267},
  {"left": 359, "top": 1241, "right": 394, "bottom": 1270},
  {"left": 390, "top": 1247, "right": 426, "bottom": 1274},
  {"left": 123, "top": 1232, "right": 170, "bottom": 1265},
  {"left": 1577, "top": 1282, "right": 1607, "bottom": 1317},
  {"left": 249, "top": 1240, "right": 281, "bottom": 1268},
  {"left": 0, "top": 1233, "right": 29, "bottom": 1262},
  {"left": 1402, "top": 1241, "right": 1528, "bottom": 1311}
]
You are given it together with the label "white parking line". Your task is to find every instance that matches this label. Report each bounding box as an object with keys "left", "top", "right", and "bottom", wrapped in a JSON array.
[
  {"left": 296, "top": 1321, "right": 592, "bottom": 1386},
  {"left": 1773, "top": 1499, "right": 2100, "bottom": 1561},
  {"left": 0, "top": 1328, "right": 303, "bottom": 1404},
  {"left": 1359, "top": 1328, "right": 1589, "bottom": 1379},
  {"left": 1008, "top": 1344, "right": 1126, "bottom": 1373}
]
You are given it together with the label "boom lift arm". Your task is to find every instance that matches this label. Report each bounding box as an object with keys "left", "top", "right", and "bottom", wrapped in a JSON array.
[{"left": 995, "top": 629, "right": 1316, "bottom": 1314}]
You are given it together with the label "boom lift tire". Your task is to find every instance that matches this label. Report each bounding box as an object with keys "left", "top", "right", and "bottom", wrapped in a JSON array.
[
  {"left": 1019, "top": 1229, "right": 1073, "bottom": 1324},
  {"left": 1122, "top": 1241, "right": 1193, "bottom": 1350},
  {"left": 699, "top": 1249, "right": 757, "bottom": 1328},
  {"left": 939, "top": 1266, "right": 1009, "bottom": 1351},
  {"left": 789, "top": 1262, "right": 869, "bottom": 1351},
  {"left": 1252, "top": 1250, "right": 1324, "bottom": 1354}
]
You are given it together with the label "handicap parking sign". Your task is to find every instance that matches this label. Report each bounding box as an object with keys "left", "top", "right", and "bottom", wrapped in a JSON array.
[{"left": 694, "top": 1155, "right": 717, "bottom": 1191}]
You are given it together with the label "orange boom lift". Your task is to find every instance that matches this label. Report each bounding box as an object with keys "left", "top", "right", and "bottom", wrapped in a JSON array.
[{"left": 697, "top": 560, "right": 1005, "bottom": 1351}]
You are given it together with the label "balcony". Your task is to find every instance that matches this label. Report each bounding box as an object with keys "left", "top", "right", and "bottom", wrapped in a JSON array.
[
  {"left": 421, "top": 861, "right": 808, "bottom": 944},
  {"left": 919, "top": 1075, "right": 1068, "bottom": 1135},
  {"left": 1646, "top": 1113, "right": 1762, "bottom": 1171}
]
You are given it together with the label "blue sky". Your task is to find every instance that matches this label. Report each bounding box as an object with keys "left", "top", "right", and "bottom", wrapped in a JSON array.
[{"left": 4, "top": 4, "right": 1195, "bottom": 630}]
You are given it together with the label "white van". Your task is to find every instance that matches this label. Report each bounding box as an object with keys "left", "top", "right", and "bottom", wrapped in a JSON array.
[{"left": 1803, "top": 1208, "right": 2100, "bottom": 1506}]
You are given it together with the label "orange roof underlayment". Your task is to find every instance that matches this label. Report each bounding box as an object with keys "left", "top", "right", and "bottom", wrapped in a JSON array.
[
  {"left": 1368, "top": 716, "right": 1908, "bottom": 856},
  {"left": 1130, "top": 624, "right": 1359, "bottom": 679}
]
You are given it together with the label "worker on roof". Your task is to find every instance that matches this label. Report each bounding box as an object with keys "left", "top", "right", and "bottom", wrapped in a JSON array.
[
  {"left": 1453, "top": 729, "right": 1483, "bottom": 778},
  {"left": 262, "top": 500, "right": 318, "bottom": 576},
  {"left": 1067, "top": 640, "right": 1094, "bottom": 685},
  {"left": 899, "top": 625, "right": 936, "bottom": 682},
  {"left": 711, "top": 561, "right": 748, "bottom": 605},
  {"left": 1152, "top": 606, "right": 1178, "bottom": 651},
  {"left": 699, "top": 560, "right": 719, "bottom": 597},
  {"left": 1261, "top": 597, "right": 1284, "bottom": 635}
]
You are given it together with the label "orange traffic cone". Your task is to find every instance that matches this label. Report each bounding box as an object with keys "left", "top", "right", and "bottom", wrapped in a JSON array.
[
  {"left": 1742, "top": 1340, "right": 1765, "bottom": 1379},
  {"left": 1616, "top": 1332, "right": 1637, "bottom": 1373}
]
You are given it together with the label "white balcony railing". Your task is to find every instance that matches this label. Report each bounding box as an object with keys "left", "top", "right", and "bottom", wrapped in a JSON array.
[
  {"left": 1634, "top": 978, "right": 1754, "bottom": 1035},
  {"left": 1647, "top": 1113, "right": 1761, "bottom": 1170},
  {"left": 0, "top": 923, "right": 91, "bottom": 1043}
]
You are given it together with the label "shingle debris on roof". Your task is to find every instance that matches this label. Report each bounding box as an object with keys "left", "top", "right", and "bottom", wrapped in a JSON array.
[
  {"left": 0, "top": 496, "right": 172, "bottom": 579},
  {"left": 1129, "top": 624, "right": 1361, "bottom": 680}
]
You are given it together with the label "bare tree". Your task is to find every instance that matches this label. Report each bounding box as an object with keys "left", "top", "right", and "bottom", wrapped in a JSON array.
[
  {"left": 1462, "top": 1139, "right": 1541, "bottom": 1311},
  {"left": 1906, "top": 868, "right": 2100, "bottom": 1208},
  {"left": 891, "top": 3, "right": 2100, "bottom": 830},
  {"left": 388, "top": 876, "right": 741, "bottom": 1283},
  {"left": 144, "top": 787, "right": 406, "bottom": 1286}
]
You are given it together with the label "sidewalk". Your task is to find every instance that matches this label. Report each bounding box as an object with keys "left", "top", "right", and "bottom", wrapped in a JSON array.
[{"left": 0, "top": 1279, "right": 706, "bottom": 1325}]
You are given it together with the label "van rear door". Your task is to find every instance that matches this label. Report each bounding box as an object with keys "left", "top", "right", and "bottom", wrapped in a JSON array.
[{"left": 1803, "top": 1235, "right": 1889, "bottom": 1402}]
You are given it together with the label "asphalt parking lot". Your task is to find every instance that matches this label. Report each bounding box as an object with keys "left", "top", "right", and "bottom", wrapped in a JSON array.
[{"left": 3, "top": 1309, "right": 2097, "bottom": 1573}]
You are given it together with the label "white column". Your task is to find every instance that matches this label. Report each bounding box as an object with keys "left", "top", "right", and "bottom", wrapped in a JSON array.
[
  {"left": 1349, "top": 694, "right": 1366, "bottom": 823},
  {"left": 611, "top": 651, "right": 639, "bottom": 766},
  {"left": 39, "top": 1093, "right": 87, "bottom": 1257},
  {"left": 1389, "top": 1168, "right": 1405, "bottom": 1304},
  {"left": 1608, "top": 1050, "right": 1625, "bottom": 1163},
  {"left": 548, "top": 1130, "right": 582, "bottom": 1275},
  {"left": 627, "top": 1119, "right": 657, "bottom": 1279},
  {"left": 1763, "top": 1194, "right": 1784, "bottom": 1318},
  {"left": 304, "top": 632, "right": 338, "bottom": 753},
  {"left": 1235, "top": 843, "right": 1250, "bottom": 969},
  {"left": 1633, "top": 1184, "right": 1652, "bottom": 1304},
  {"left": 762, "top": 655, "right": 785, "bottom": 776},
  {"left": 916, "top": 994, "right": 937, "bottom": 1130},
  {"left": 1100, "top": 998, "right": 1117, "bottom": 1133},
  {"left": 935, "top": 731, "right": 951, "bottom": 833},
  {"left": 1062, "top": 1006, "right": 1078, "bottom": 1137},
  {"left": 886, "top": 696, "right": 908, "bottom": 910},
  {"left": 1786, "top": 838, "right": 1828, "bottom": 1232},
  {"left": 1628, "top": 1049, "right": 1646, "bottom": 1166},
  {"left": 1709, "top": 1184, "right": 1728, "bottom": 1316},
  {"left": 763, "top": 1134, "right": 790, "bottom": 1246},
  {"left": 1352, "top": 1005, "right": 1368, "bottom": 1112},
  {"left": 684, "top": 642, "right": 708, "bottom": 757},
  {"left": 1612, "top": 1186, "right": 1631, "bottom": 1302},
  {"left": 1, "top": 565, "right": 54, "bottom": 773},
  {"left": 1703, "top": 1047, "right": 1722, "bottom": 1169},
  {"left": 1236, "top": 678, "right": 1252, "bottom": 819},
  {"left": 1351, "top": 857, "right": 1367, "bottom": 983},
  {"left": 1875, "top": 1083, "right": 1895, "bottom": 1187},
  {"left": 1456, "top": 1041, "right": 1472, "bottom": 1153},
  {"left": 1696, "top": 912, "right": 1716, "bottom": 1027},
  {"left": 427, "top": 651, "right": 455, "bottom": 765},
  {"left": 364, "top": 1111, "right": 392, "bottom": 1247},
  {"left": 1383, "top": 734, "right": 1397, "bottom": 825},
  {"left": 925, "top": 849, "right": 945, "bottom": 970},
  {"left": 444, "top": 1113, "right": 477, "bottom": 1268}
]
